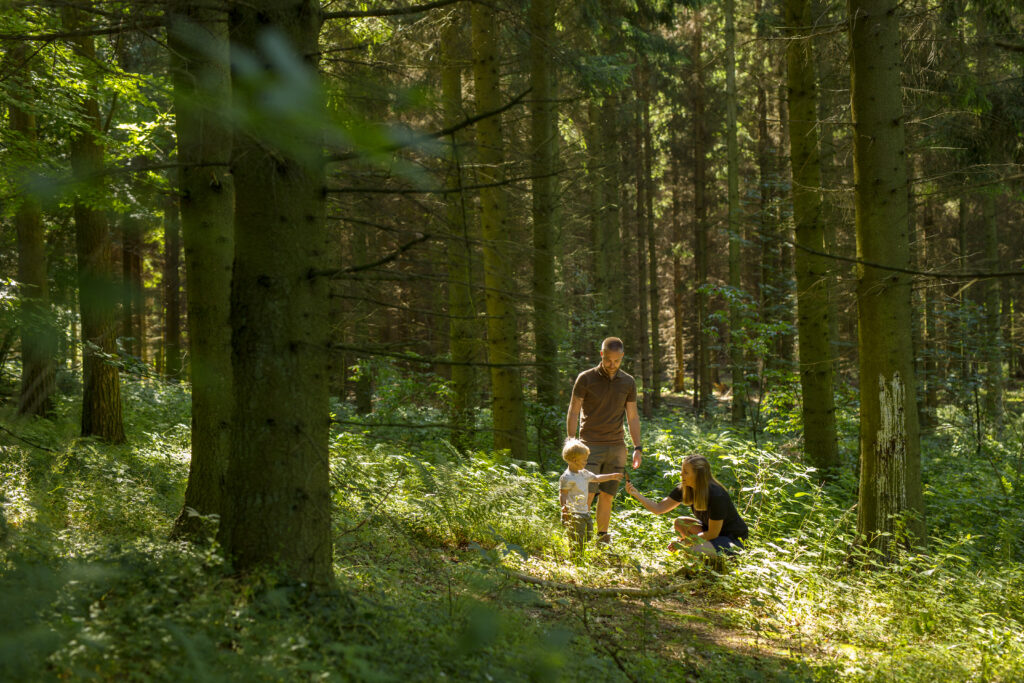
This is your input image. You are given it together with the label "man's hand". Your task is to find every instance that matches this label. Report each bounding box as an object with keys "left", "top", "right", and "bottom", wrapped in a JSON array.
[{"left": 632, "top": 449, "right": 642, "bottom": 469}]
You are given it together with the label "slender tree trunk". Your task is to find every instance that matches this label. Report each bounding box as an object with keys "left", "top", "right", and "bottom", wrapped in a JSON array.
[
  {"left": 217, "top": 0, "right": 333, "bottom": 585},
  {"left": 594, "top": 96, "right": 624, "bottom": 338},
  {"left": 162, "top": 191, "right": 182, "bottom": 378},
  {"left": 692, "top": 12, "right": 711, "bottom": 415},
  {"left": 635, "top": 102, "right": 652, "bottom": 418},
  {"left": 471, "top": 1, "right": 528, "bottom": 459},
  {"left": 643, "top": 92, "right": 661, "bottom": 412},
  {"left": 671, "top": 125, "right": 686, "bottom": 394},
  {"left": 65, "top": 6, "right": 125, "bottom": 443},
  {"left": 725, "top": 0, "right": 746, "bottom": 422},
  {"left": 786, "top": 0, "right": 838, "bottom": 475},
  {"left": 168, "top": 0, "right": 234, "bottom": 539},
  {"left": 919, "top": 195, "right": 939, "bottom": 424},
  {"left": 849, "top": 0, "right": 924, "bottom": 551},
  {"left": 11, "top": 45, "right": 56, "bottom": 417},
  {"left": 121, "top": 216, "right": 144, "bottom": 359},
  {"left": 529, "top": 0, "right": 559, "bottom": 446},
  {"left": 981, "top": 193, "right": 1002, "bottom": 418},
  {"left": 442, "top": 9, "right": 476, "bottom": 450}
]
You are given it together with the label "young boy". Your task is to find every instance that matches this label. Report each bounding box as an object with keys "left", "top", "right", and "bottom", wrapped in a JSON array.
[{"left": 559, "top": 438, "right": 623, "bottom": 550}]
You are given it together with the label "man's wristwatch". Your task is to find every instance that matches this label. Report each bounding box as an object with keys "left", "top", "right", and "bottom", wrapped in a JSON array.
[{"left": 632, "top": 446, "right": 642, "bottom": 452}]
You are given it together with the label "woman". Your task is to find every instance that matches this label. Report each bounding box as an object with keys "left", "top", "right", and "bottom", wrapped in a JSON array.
[{"left": 624, "top": 454, "right": 748, "bottom": 556}]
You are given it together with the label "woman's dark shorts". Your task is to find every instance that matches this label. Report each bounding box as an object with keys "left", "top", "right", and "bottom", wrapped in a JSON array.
[{"left": 710, "top": 535, "right": 745, "bottom": 556}]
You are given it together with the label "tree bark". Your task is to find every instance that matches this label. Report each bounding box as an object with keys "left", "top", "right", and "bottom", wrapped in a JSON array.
[
  {"left": 168, "top": 0, "right": 235, "bottom": 539},
  {"left": 670, "top": 126, "right": 686, "bottom": 394},
  {"left": 691, "top": 12, "right": 711, "bottom": 415},
  {"left": 643, "top": 90, "right": 660, "bottom": 412},
  {"left": 786, "top": 0, "right": 839, "bottom": 475},
  {"left": 849, "top": 0, "right": 925, "bottom": 550},
  {"left": 635, "top": 102, "right": 652, "bottom": 418},
  {"left": 441, "top": 8, "right": 477, "bottom": 450},
  {"left": 162, "top": 191, "right": 182, "bottom": 378},
  {"left": 65, "top": 6, "right": 125, "bottom": 443},
  {"left": 529, "top": 0, "right": 559, "bottom": 446},
  {"left": 10, "top": 44, "right": 56, "bottom": 418},
  {"left": 471, "top": 1, "right": 528, "bottom": 459},
  {"left": 217, "top": 0, "right": 333, "bottom": 585},
  {"left": 725, "top": 0, "right": 746, "bottom": 422}
]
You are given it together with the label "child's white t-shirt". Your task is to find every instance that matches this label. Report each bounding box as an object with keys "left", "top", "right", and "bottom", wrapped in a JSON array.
[{"left": 559, "top": 468, "right": 596, "bottom": 515}]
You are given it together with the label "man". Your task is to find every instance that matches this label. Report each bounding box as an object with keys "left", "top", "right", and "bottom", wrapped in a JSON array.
[{"left": 566, "top": 337, "right": 642, "bottom": 545}]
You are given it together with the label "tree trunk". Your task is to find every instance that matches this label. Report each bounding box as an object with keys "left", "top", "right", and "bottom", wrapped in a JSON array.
[
  {"left": 594, "top": 96, "right": 624, "bottom": 338},
  {"left": 471, "top": 1, "right": 528, "bottom": 459},
  {"left": 529, "top": 0, "right": 559, "bottom": 447},
  {"left": 635, "top": 102, "right": 652, "bottom": 418},
  {"left": 981, "top": 193, "right": 1002, "bottom": 418},
  {"left": 65, "top": 6, "right": 125, "bottom": 443},
  {"left": 11, "top": 44, "right": 56, "bottom": 418},
  {"left": 786, "top": 0, "right": 839, "bottom": 475},
  {"left": 168, "top": 0, "right": 235, "bottom": 539},
  {"left": 643, "top": 92, "right": 660, "bottom": 412},
  {"left": 217, "top": 0, "right": 333, "bottom": 586},
  {"left": 162, "top": 191, "right": 182, "bottom": 378},
  {"left": 692, "top": 12, "right": 711, "bottom": 415},
  {"left": 670, "top": 128, "right": 686, "bottom": 394},
  {"left": 849, "top": 0, "right": 924, "bottom": 551},
  {"left": 121, "top": 215, "right": 145, "bottom": 359},
  {"left": 441, "top": 9, "right": 476, "bottom": 450},
  {"left": 725, "top": 0, "right": 746, "bottom": 422}
]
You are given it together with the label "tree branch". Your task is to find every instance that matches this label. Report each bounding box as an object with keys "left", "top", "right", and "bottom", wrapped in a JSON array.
[
  {"left": 310, "top": 233, "right": 432, "bottom": 279},
  {"left": 322, "top": 0, "right": 465, "bottom": 20},
  {"left": 326, "top": 88, "right": 531, "bottom": 163}
]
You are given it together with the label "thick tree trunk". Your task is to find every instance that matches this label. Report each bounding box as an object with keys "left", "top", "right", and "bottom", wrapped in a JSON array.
[
  {"left": 441, "top": 10, "right": 476, "bottom": 450},
  {"left": 786, "top": 0, "right": 839, "bottom": 475},
  {"left": 849, "top": 0, "right": 924, "bottom": 550},
  {"left": 65, "top": 7, "right": 125, "bottom": 443},
  {"left": 11, "top": 45, "right": 56, "bottom": 418},
  {"left": 217, "top": 0, "right": 333, "bottom": 585},
  {"left": 471, "top": 1, "right": 528, "bottom": 459},
  {"left": 168, "top": 0, "right": 235, "bottom": 539},
  {"left": 529, "top": 0, "right": 559, "bottom": 445},
  {"left": 162, "top": 192, "right": 182, "bottom": 379},
  {"left": 725, "top": 0, "right": 746, "bottom": 422}
]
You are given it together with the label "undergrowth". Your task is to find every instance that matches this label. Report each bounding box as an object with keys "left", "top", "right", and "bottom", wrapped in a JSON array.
[{"left": 2, "top": 375, "right": 1024, "bottom": 681}]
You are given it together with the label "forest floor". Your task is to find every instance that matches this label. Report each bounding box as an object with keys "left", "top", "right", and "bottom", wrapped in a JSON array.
[{"left": 3, "top": 376, "right": 1024, "bottom": 681}]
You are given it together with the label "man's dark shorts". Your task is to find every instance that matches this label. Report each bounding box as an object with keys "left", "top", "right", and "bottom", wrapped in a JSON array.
[{"left": 585, "top": 443, "right": 627, "bottom": 496}]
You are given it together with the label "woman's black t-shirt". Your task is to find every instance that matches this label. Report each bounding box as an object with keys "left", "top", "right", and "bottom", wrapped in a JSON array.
[{"left": 668, "top": 481, "right": 748, "bottom": 540}]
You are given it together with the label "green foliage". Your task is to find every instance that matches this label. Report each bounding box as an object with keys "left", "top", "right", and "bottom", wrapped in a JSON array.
[{"left": 4, "top": 373, "right": 1024, "bottom": 681}]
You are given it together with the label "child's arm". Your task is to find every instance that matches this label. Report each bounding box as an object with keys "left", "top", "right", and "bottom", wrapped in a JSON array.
[
  {"left": 590, "top": 471, "right": 623, "bottom": 483},
  {"left": 559, "top": 489, "right": 570, "bottom": 523}
]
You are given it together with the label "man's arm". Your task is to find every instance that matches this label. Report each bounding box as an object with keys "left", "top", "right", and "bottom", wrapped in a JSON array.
[
  {"left": 625, "top": 400, "right": 641, "bottom": 468},
  {"left": 566, "top": 395, "right": 583, "bottom": 438}
]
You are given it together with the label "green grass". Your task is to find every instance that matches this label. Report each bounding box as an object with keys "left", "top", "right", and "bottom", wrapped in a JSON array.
[{"left": 2, "top": 376, "right": 1024, "bottom": 681}]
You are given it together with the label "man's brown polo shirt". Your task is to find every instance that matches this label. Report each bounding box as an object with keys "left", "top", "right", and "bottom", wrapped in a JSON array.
[{"left": 571, "top": 365, "right": 637, "bottom": 445}]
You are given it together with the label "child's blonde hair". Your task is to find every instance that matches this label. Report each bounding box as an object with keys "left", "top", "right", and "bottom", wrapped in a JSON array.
[{"left": 562, "top": 437, "right": 590, "bottom": 464}]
